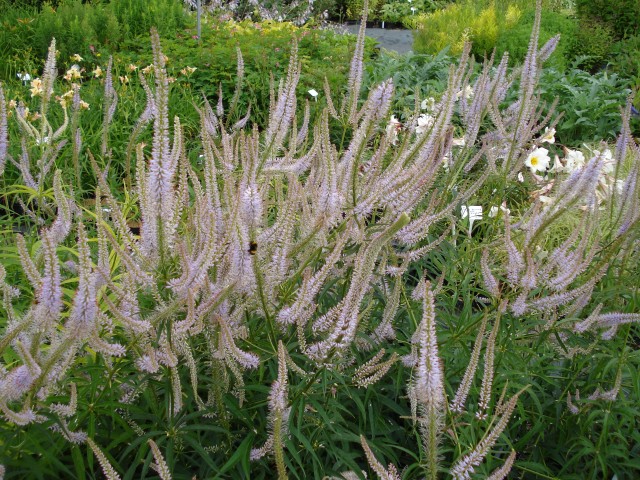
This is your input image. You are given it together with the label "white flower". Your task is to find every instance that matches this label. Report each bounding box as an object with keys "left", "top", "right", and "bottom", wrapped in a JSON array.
[
  {"left": 386, "top": 115, "right": 402, "bottom": 145},
  {"left": 488, "top": 203, "right": 510, "bottom": 219},
  {"left": 452, "top": 137, "right": 465, "bottom": 147},
  {"left": 525, "top": 147, "right": 551, "bottom": 173},
  {"left": 455, "top": 85, "right": 474, "bottom": 101},
  {"left": 597, "top": 148, "right": 615, "bottom": 174},
  {"left": 442, "top": 152, "right": 451, "bottom": 171},
  {"left": 421, "top": 96, "right": 435, "bottom": 111},
  {"left": 564, "top": 149, "right": 585, "bottom": 173},
  {"left": 416, "top": 113, "right": 434, "bottom": 135},
  {"left": 17, "top": 72, "right": 32, "bottom": 85},
  {"left": 540, "top": 126, "right": 555, "bottom": 144},
  {"left": 308, "top": 89, "right": 318, "bottom": 101},
  {"left": 517, "top": 172, "right": 524, "bottom": 183},
  {"left": 549, "top": 154, "right": 563, "bottom": 173}
]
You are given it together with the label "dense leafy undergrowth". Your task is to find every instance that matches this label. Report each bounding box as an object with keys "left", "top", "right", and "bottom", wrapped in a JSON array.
[{"left": 0, "top": 1, "right": 639, "bottom": 479}]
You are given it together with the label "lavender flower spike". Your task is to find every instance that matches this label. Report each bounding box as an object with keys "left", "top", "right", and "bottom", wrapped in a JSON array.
[
  {"left": 450, "top": 388, "right": 525, "bottom": 480},
  {"left": 346, "top": 0, "right": 369, "bottom": 123},
  {"left": 67, "top": 223, "right": 97, "bottom": 337},
  {"left": 0, "top": 82, "right": 7, "bottom": 174},
  {"left": 415, "top": 282, "right": 445, "bottom": 480}
]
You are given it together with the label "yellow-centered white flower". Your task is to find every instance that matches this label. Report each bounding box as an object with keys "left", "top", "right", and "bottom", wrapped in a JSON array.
[
  {"left": 540, "top": 126, "right": 555, "bottom": 144},
  {"left": 525, "top": 147, "right": 551, "bottom": 173}
]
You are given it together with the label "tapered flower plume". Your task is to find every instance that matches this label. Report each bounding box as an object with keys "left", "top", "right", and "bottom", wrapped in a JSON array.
[
  {"left": 450, "top": 388, "right": 525, "bottom": 480},
  {"left": 0, "top": 342, "right": 41, "bottom": 405},
  {"left": 346, "top": 0, "right": 369, "bottom": 123},
  {"left": 40, "top": 39, "right": 57, "bottom": 112},
  {"left": 360, "top": 435, "right": 401, "bottom": 480},
  {"left": 35, "top": 231, "right": 63, "bottom": 327},
  {"left": 0, "top": 83, "right": 7, "bottom": 174},
  {"left": 414, "top": 281, "right": 445, "bottom": 479},
  {"left": 87, "top": 438, "right": 121, "bottom": 480},
  {"left": 137, "top": 28, "right": 180, "bottom": 263},
  {"left": 265, "top": 38, "right": 300, "bottom": 154},
  {"left": 353, "top": 349, "right": 398, "bottom": 388},
  {"left": 450, "top": 315, "right": 488, "bottom": 413},
  {"left": 250, "top": 341, "right": 290, "bottom": 480},
  {"left": 487, "top": 450, "right": 517, "bottom": 480},
  {"left": 102, "top": 56, "right": 118, "bottom": 157},
  {"left": 148, "top": 439, "right": 172, "bottom": 480},
  {"left": 66, "top": 222, "right": 97, "bottom": 337}
]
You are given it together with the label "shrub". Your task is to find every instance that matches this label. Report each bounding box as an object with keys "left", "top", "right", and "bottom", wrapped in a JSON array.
[
  {"left": 608, "top": 34, "right": 640, "bottom": 84},
  {"left": 566, "top": 16, "right": 615, "bottom": 72},
  {"left": 376, "top": 0, "right": 441, "bottom": 25},
  {"left": 494, "top": 8, "right": 577, "bottom": 71},
  {"left": 109, "top": 19, "right": 371, "bottom": 129},
  {"left": 536, "top": 67, "right": 631, "bottom": 143},
  {"left": 412, "top": 2, "right": 478, "bottom": 56},
  {"left": 344, "top": 0, "right": 382, "bottom": 20},
  {"left": 202, "top": 0, "right": 318, "bottom": 25},
  {"left": 31, "top": 1, "right": 122, "bottom": 62},
  {"left": 412, "top": 1, "right": 524, "bottom": 59},
  {"left": 575, "top": 0, "right": 640, "bottom": 40},
  {"left": 363, "top": 49, "right": 452, "bottom": 116},
  {"left": 0, "top": 0, "right": 189, "bottom": 82}
]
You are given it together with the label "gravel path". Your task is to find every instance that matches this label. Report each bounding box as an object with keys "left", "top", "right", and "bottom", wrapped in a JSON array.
[{"left": 343, "top": 24, "right": 414, "bottom": 55}]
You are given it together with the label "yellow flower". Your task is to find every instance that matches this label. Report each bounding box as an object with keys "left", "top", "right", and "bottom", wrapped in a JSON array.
[
  {"left": 142, "top": 65, "right": 154, "bottom": 75},
  {"left": 180, "top": 66, "right": 197, "bottom": 76},
  {"left": 57, "top": 89, "right": 74, "bottom": 108},
  {"left": 79, "top": 100, "right": 90, "bottom": 110},
  {"left": 128, "top": 64, "right": 138, "bottom": 72},
  {"left": 64, "top": 66, "right": 82, "bottom": 82},
  {"left": 70, "top": 54, "right": 83, "bottom": 62},
  {"left": 119, "top": 75, "right": 129, "bottom": 84},
  {"left": 93, "top": 66, "right": 103, "bottom": 78},
  {"left": 8, "top": 100, "right": 17, "bottom": 109},
  {"left": 29, "top": 78, "right": 43, "bottom": 97}
]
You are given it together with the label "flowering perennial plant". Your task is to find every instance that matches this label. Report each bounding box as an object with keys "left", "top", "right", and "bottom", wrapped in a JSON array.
[{"left": 0, "top": 1, "right": 639, "bottom": 478}]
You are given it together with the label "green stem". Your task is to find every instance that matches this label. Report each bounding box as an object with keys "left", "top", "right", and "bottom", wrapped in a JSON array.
[{"left": 273, "top": 412, "right": 288, "bottom": 480}]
